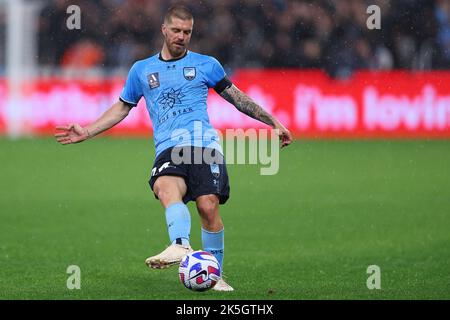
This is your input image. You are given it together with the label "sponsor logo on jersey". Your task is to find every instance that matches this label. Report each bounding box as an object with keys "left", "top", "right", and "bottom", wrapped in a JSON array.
[{"left": 147, "top": 72, "right": 160, "bottom": 89}]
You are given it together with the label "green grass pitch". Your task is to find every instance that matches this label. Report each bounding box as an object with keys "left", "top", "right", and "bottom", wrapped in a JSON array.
[{"left": 0, "top": 137, "right": 449, "bottom": 299}]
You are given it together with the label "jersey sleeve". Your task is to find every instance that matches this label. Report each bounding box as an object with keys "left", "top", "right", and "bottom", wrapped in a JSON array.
[
  {"left": 205, "top": 58, "right": 227, "bottom": 88},
  {"left": 205, "top": 57, "right": 233, "bottom": 94},
  {"left": 119, "top": 63, "right": 143, "bottom": 107}
]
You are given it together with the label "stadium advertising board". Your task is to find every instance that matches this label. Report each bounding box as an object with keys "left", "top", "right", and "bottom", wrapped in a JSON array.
[{"left": 0, "top": 71, "right": 449, "bottom": 138}]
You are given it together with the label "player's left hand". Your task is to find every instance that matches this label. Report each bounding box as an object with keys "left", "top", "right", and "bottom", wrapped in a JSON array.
[{"left": 274, "top": 123, "right": 293, "bottom": 148}]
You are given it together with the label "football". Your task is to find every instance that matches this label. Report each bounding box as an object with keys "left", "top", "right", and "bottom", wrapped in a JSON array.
[{"left": 179, "top": 250, "right": 221, "bottom": 291}]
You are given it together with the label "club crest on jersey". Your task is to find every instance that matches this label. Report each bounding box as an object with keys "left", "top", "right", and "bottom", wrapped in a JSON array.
[
  {"left": 210, "top": 163, "right": 220, "bottom": 178},
  {"left": 183, "top": 67, "right": 196, "bottom": 81},
  {"left": 147, "top": 72, "right": 160, "bottom": 89}
]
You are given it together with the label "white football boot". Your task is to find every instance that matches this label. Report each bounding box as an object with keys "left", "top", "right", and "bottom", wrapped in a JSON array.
[
  {"left": 213, "top": 277, "right": 234, "bottom": 292},
  {"left": 145, "top": 244, "right": 193, "bottom": 269}
]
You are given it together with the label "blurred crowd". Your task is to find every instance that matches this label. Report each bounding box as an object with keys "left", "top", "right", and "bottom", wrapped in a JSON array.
[
  {"left": 0, "top": 9, "right": 5, "bottom": 74},
  {"left": 35, "top": 0, "right": 450, "bottom": 77}
]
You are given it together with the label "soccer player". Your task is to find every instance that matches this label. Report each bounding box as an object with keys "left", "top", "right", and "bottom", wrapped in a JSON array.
[{"left": 55, "top": 5, "right": 292, "bottom": 291}]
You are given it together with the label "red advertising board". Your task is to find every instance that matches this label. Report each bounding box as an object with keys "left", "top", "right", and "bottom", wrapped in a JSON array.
[{"left": 0, "top": 70, "right": 449, "bottom": 138}]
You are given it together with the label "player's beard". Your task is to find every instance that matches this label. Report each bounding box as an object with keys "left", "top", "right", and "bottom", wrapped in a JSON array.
[{"left": 166, "top": 38, "right": 188, "bottom": 58}]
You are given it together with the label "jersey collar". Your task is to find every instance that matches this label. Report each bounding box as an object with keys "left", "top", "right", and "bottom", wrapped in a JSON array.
[{"left": 158, "top": 50, "right": 188, "bottom": 62}]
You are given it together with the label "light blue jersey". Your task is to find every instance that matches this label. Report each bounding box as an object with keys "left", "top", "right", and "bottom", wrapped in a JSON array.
[{"left": 120, "top": 50, "right": 227, "bottom": 157}]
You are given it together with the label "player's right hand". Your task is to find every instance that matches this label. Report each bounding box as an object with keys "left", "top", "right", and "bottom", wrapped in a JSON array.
[{"left": 54, "top": 123, "right": 90, "bottom": 145}]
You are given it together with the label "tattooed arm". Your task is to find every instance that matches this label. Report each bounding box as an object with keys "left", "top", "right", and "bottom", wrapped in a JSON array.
[{"left": 220, "top": 84, "right": 293, "bottom": 148}]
